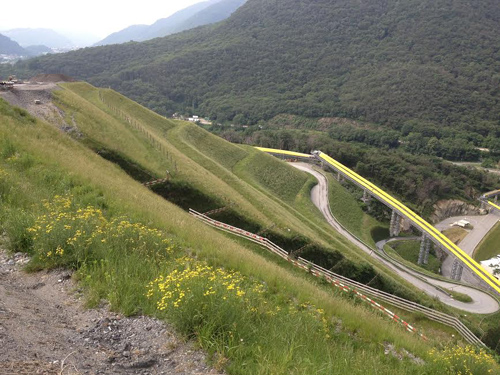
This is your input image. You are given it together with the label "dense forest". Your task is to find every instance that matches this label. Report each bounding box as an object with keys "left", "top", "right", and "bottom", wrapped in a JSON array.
[
  {"left": 209, "top": 123, "right": 500, "bottom": 216},
  {"left": 2, "top": 0, "right": 500, "bottom": 209},
  {"left": 3, "top": 0, "right": 500, "bottom": 144},
  {"left": 253, "top": 114, "right": 500, "bottom": 163}
]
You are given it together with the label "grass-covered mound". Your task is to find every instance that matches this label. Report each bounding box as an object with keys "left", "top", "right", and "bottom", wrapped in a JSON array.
[
  {"left": 1, "top": 97, "right": 499, "bottom": 375},
  {"left": 50, "top": 82, "right": 436, "bottom": 304}
]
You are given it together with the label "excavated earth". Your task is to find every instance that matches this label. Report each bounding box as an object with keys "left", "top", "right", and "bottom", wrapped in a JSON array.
[{"left": 0, "top": 249, "right": 223, "bottom": 375}]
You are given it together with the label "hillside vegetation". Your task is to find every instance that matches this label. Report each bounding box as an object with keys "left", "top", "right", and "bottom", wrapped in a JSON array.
[
  {"left": 7, "top": 0, "right": 500, "bottom": 138},
  {"left": 4, "top": 85, "right": 499, "bottom": 374},
  {"left": 475, "top": 222, "right": 500, "bottom": 262},
  {"left": 55, "top": 82, "right": 423, "bottom": 300},
  {"left": 219, "top": 125, "right": 500, "bottom": 218}
]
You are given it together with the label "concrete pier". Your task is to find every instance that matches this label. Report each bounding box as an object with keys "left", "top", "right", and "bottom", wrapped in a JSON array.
[
  {"left": 451, "top": 259, "right": 464, "bottom": 281},
  {"left": 418, "top": 235, "right": 431, "bottom": 265},
  {"left": 389, "top": 210, "right": 402, "bottom": 237}
]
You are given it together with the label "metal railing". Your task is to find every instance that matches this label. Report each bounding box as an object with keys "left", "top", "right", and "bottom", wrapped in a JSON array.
[{"left": 189, "top": 209, "right": 485, "bottom": 346}]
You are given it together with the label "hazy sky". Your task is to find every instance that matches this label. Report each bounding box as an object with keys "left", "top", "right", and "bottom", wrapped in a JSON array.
[{"left": 0, "top": 0, "right": 205, "bottom": 39}]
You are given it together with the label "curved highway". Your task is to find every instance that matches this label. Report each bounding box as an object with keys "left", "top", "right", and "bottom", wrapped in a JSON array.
[{"left": 291, "top": 162, "right": 499, "bottom": 314}]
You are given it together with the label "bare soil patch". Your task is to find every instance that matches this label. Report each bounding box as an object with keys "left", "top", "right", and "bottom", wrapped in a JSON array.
[
  {"left": 0, "top": 83, "right": 80, "bottom": 135},
  {"left": 0, "top": 249, "right": 222, "bottom": 375}
]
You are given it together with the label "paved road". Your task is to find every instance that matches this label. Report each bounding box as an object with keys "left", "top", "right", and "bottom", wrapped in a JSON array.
[
  {"left": 291, "top": 162, "right": 499, "bottom": 314},
  {"left": 435, "top": 214, "right": 499, "bottom": 279},
  {"left": 435, "top": 214, "right": 499, "bottom": 256},
  {"left": 450, "top": 161, "right": 500, "bottom": 176}
]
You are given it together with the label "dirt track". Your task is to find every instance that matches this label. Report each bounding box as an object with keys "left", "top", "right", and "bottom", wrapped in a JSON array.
[{"left": 0, "top": 249, "right": 222, "bottom": 375}]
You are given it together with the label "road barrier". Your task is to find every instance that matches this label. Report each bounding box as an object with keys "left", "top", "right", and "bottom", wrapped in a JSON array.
[
  {"left": 255, "top": 147, "right": 500, "bottom": 295},
  {"left": 189, "top": 209, "right": 486, "bottom": 346},
  {"left": 143, "top": 177, "right": 170, "bottom": 187}
]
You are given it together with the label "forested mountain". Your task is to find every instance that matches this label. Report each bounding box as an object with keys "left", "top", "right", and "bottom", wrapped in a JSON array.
[
  {"left": 169, "top": 0, "right": 247, "bottom": 34},
  {"left": 95, "top": 25, "right": 150, "bottom": 46},
  {"left": 9, "top": 0, "right": 500, "bottom": 137},
  {"left": 0, "top": 34, "right": 27, "bottom": 55},
  {"left": 95, "top": 0, "right": 245, "bottom": 46}
]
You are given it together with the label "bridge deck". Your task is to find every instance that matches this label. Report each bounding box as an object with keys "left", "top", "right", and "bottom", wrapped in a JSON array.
[{"left": 255, "top": 147, "right": 500, "bottom": 295}]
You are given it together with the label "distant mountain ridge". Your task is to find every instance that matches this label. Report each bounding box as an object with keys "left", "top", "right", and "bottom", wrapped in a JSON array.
[
  {"left": 95, "top": 0, "right": 246, "bottom": 46},
  {"left": 0, "top": 34, "right": 26, "bottom": 55},
  {"left": 3, "top": 28, "right": 74, "bottom": 49}
]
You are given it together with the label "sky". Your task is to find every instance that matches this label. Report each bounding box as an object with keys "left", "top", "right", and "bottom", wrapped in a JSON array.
[{"left": 0, "top": 0, "right": 205, "bottom": 40}]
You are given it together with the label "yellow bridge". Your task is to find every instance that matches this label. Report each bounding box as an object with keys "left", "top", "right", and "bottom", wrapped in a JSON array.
[{"left": 256, "top": 147, "right": 500, "bottom": 295}]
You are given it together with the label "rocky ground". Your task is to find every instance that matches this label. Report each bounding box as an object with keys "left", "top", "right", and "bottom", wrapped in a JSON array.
[
  {"left": 0, "top": 249, "right": 223, "bottom": 375},
  {"left": 0, "top": 82, "right": 81, "bottom": 137}
]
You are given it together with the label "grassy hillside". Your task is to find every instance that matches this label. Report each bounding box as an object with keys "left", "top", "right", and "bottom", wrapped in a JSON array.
[
  {"left": 475, "top": 222, "right": 500, "bottom": 261},
  {"left": 4, "top": 91, "right": 499, "bottom": 374},
  {"left": 55, "top": 82, "right": 456, "bottom": 305},
  {"left": 327, "top": 174, "right": 389, "bottom": 247}
]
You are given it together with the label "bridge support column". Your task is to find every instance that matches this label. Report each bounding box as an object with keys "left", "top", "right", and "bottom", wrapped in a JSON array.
[
  {"left": 418, "top": 235, "right": 431, "bottom": 265},
  {"left": 451, "top": 259, "right": 464, "bottom": 281},
  {"left": 495, "top": 195, "right": 498, "bottom": 204},
  {"left": 336, "top": 172, "right": 344, "bottom": 182},
  {"left": 481, "top": 200, "right": 488, "bottom": 210},
  {"left": 389, "top": 210, "right": 402, "bottom": 237},
  {"left": 423, "top": 238, "right": 431, "bottom": 265}
]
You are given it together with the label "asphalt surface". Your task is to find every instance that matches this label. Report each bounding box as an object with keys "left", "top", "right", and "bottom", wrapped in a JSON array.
[
  {"left": 291, "top": 162, "right": 499, "bottom": 314},
  {"left": 435, "top": 214, "right": 499, "bottom": 256}
]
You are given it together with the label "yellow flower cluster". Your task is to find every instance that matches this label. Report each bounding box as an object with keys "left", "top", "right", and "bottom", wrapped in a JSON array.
[
  {"left": 0, "top": 168, "right": 7, "bottom": 178},
  {"left": 29, "top": 195, "right": 105, "bottom": 247},
  {"left": 147, "top": 257, "right": 332, "bottom": 340},
  {"left": 429, "top": 345, "right": 497, "bottom": 375},
  {"left": 147, "top": 257, "right": 252, "bottom": 310},
  {"left": 28, "top": 194, "right": 174, "bottom": 261}
]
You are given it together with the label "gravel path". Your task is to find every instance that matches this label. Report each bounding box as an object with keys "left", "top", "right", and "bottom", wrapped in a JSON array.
[
  {"left": 434, "top": 214, "right": 499, "bottom": 256},
  {"left": 0, "top": 249, "right": 223, "bottom": 375}
]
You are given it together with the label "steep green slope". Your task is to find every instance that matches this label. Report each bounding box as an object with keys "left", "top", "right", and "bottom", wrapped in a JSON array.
[
  {"left": 9, "top": 0, "right": 500, "bottom": 136},
  {"left": 2, "top": 89, "right": 487, "bottom": 375},
  {"left": 475, "top": 222, "right": 500, "bottom": 261},
  {"left": 46, "top": 82, "right": 451, "bottom": 306}
]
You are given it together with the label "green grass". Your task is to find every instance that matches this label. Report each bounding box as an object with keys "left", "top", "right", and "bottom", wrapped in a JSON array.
[
  {"left": 48, "top": 83, "right": 500, "bottom": 315},
  {"left": 474, "top": 222, "right": 500, "bottom": 262},
  {"left": 234, "top": 150, "right": 310, "bottom": 203},
  {"left": 441, "top": 288, "right": 473, "bottom": 304},
  {"left": 326, "top": 173, "right": 389, "bottom": 247},
  {"left": 53, "top": 83, "right": 439, "bottom": 307},
  {"left": 386, "top": 240, "right": 441, "bottom": 275},
  {"left": 442, "top": 227, "right": 469, "bottom": 245},
  {"left": 0, "top": 97, "right": 473, "bottom": 375},
  {"left": 3, "top": 85, "right": 500, "bottom": 371}
]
